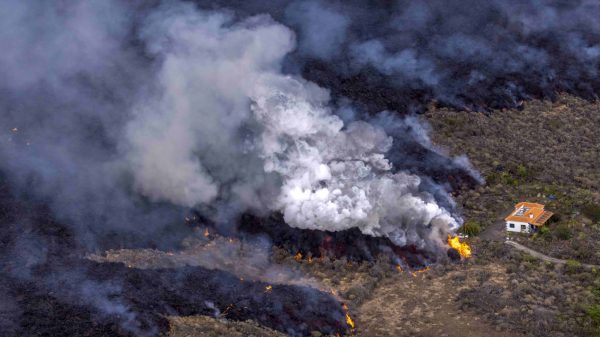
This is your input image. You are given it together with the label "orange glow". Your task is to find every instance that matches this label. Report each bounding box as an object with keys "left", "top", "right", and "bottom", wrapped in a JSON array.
[
  {"left": 265, "top": 285, "right": 272, "bottom": 292},
  {"left": 307, "top": 256, "right": 313, "bottom": 263},
  {"left": 203, "top": 228, "right": 209, "bottom": 237},
  {"left": 396, "top": 265, "right": 403, "bottom": 272},
  {"left": 294, "top": 252, "right": 303, "bottom": 262},
  {"left": 447, "top": 235, "right": 472, "bottom": 258},
  {"left": 342, "top": 303, "right": 355, "bottom": 330},
  {"left": 410, "top": 266, "right": 430, "bottom": 277}
]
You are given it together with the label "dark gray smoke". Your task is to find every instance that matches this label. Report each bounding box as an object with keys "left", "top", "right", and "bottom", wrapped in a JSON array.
[
  {"left": 0, "top": 1, "right": 478, "bottom": 334},
  {"left": 3, "top": 0, "right": 596, "bottom": 335},
  {"left": 0, "top": 0, "right": 478, "bottom": 252},
  {"left": 197, "top": 0, "right": 600, "bottom": 111}
]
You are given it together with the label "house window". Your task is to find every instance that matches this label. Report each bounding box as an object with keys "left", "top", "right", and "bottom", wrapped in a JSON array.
[
  {"left": 509, "top": 223, "right": 515, "bottom": 228},
  {"left": 521, "top": 225, "right": 527, "bottom": 231}
]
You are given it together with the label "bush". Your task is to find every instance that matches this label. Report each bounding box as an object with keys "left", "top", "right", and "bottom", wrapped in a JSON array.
[
  {"left": 554, "top": 224, "right": 572, "bottom": 240},
  {"left": 582, "top": 203, "right": 600, "bottom": 223},
  {"left": 522, "top": 254, "right": 538, "bottom": 264},
  {"left": 565, "top": 259, "right": 581, "bottom": 274},
  {"left": 516, "top": 164, "right": 529, "bottom": 179},
  {"left": 586, "top": 304, "right": 600, "bottom": 326},
  {"left": 462, "top": 220, "right": 481, "bottom": 237},
  {"left": 538, "top": 226, "right": 552, "bottom": 241}
]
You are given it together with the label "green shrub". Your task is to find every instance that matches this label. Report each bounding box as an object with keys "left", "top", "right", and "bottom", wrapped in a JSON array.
[
  {"left": 462, "top": 220, "right": 481, "bottom": 237},
  {"left": 582, "top": 203, "right": 600, "bottom": 223},
  {"left": 586, "top": 304, "right": 600, "bottom": 326},
  {"left": 516, "top": 164, "right": 529, "bottom": 179},
  {"left": 554, "top": 224, "right": 572, "bottom": 240},
  {"left": 538, "top": 226, "right": 551, "bottom": 241},
  {"left": 565, "top": 259, "right": 581, "bottom": 274}
]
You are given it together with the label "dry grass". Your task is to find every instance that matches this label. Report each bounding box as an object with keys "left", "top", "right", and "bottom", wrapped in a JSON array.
[{"left": 168, "top": 316, "right": 287, "bottom": 337}]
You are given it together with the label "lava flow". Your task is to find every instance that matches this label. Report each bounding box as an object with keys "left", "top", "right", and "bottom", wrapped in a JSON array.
[{"left": 447, "top": 235, "right": 472, "bottom": 258}]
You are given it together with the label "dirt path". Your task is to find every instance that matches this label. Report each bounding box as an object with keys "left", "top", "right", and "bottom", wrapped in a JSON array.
[{"left": 505, "top": 240, "right": 599, "bottom": 269}]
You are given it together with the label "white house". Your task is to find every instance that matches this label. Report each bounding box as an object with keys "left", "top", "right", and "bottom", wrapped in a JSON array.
[{"left": 505, "top": 202, "right": 553, "bottom": 233}]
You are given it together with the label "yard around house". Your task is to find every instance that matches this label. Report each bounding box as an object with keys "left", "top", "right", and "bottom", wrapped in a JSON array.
[
  {"left": 426, "top": 94, "right": 600, "bottom": 265},
  {"left": 421, "top": 94, "right": 600, "bottom": 336}
]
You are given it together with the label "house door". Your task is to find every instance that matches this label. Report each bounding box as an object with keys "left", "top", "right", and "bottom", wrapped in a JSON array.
[{"left": 521, "top": 224, "right": 527, "bottom": 232}]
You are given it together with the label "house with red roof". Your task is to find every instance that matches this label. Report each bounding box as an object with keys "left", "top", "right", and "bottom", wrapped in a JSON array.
[{"left": 505, "top": 202, "right": 553, "bottom": 233}]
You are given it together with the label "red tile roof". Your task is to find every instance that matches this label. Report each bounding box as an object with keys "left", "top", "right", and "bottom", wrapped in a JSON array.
[{"left": 505, "top": 202, "right": 553, "bottom": 227}]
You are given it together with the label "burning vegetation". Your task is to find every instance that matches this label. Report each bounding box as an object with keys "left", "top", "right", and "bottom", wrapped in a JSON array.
[
  {"left": 447, "top": 235, "right": 472, "bottom": 259},
  {"left": 4, "top": 0, "right": 600, "bottom": 336}
]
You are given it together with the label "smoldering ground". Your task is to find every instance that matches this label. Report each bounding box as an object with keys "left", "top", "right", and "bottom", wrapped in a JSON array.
[{"left": 2, "top": 0, "right": 597, "bottom": 336}]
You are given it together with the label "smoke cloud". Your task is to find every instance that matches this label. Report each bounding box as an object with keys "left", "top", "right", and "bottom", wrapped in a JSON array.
[
  {"left": 8, "top": 0, "right": 598, "bottom": 334},
  {"left": 120, "top": 1, "right": 467, "bottom": 250},
  {"left": 0, "top": 0, "right": 484, "bottom": 265},
  {"left": 201, "top": 0, "right": 600, "bottom": 111}
]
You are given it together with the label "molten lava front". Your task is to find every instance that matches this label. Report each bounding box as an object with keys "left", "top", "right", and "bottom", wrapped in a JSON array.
[{"left": 447, "top": 235, "right": 472, "bottom": 258}]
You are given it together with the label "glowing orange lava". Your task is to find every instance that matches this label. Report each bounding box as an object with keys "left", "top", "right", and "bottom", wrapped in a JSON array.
[{"left": 447, "top": 235, "right": 472, "bottom": 258}]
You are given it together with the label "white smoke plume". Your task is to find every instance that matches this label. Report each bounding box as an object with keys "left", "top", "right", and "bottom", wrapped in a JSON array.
[{"left": 125, "top": 2, "right": 463, "bottom": 249}]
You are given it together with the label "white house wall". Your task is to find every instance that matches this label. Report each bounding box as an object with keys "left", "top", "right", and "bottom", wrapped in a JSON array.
[{"left": 506, "top": 221, "right": 531, "bottom": 233}]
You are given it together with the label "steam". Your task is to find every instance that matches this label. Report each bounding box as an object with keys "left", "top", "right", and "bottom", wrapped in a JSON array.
[
  {"left": 0, "top": 0, "right": 480, "bottom": 258},
  {"left": 121, "top": 2, "right": 464, "bottom": 249}
]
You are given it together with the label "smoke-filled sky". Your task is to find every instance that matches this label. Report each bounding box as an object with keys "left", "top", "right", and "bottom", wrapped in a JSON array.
[
  {"left": 203, "top": 0, "right": 600, "bottom": 111},
  {"left": 2, "top": 0, "right": 598, "bottom": 253}
]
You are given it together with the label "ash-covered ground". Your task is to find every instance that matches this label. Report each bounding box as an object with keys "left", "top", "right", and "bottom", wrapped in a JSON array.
[
  {"left": 2, "top": 1, "right": 600, "bottom": 336},
  {"left": 3, "top": 96, "right": 600, "bottom": 337}
]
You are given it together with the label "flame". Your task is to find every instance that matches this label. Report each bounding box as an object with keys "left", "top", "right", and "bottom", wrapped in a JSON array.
[
  {"left": 203, "top": 228, "right": 209, "bottom": 237},
  {"left": 307, "top": 256, "right": 313, "bottom": 263},
  {"left": 447, "top": 235, "right": 472, "bottom": 258},
  {"left": 294, "top": 252, "right": 302, "bottom": 262},
  {"left": 264, "top": 285, "right": 272, "bottom": 292},
  {"left": 396, "top": 265, "right": 403, "bottom": 272},
  {"left": 410, "top": 266, "right": 430, "bottom": 277},
  {"left": 342, "top": 303, "right": 355, "bottom": 331}
]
